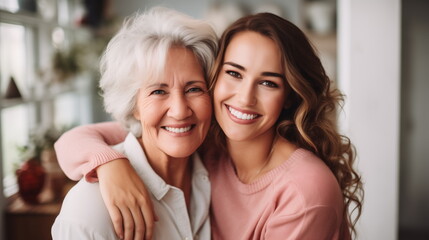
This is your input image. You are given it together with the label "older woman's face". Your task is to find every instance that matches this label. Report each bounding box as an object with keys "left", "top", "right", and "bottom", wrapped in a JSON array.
[{"left": 134, "top": 47, "right": 212, "bottom": 158}]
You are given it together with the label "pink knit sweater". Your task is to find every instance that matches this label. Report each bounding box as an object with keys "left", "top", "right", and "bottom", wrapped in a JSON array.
[
  {"left": 54, "top": 122, "right": 350, "bottom": 239},
  {"left": 208, "top": 149, "right": 349, "bottom": 240}
]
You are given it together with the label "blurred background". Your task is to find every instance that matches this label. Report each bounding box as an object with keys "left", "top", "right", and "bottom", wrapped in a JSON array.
[{"left": 0, "top": 0, "right": 427, "bottom": 239}]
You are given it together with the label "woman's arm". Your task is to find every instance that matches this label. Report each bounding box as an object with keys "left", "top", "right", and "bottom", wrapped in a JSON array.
[
  {"left": 54, "top": 121, "right": 127, "bottom": 181},
  {"left": 54, "top": 121, "right": 155, "bottom": 239}
]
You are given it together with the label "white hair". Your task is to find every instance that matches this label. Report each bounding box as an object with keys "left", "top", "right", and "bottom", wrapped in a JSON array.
[{"left": 99, "top": 7, "right": 218, "bottom": 136}]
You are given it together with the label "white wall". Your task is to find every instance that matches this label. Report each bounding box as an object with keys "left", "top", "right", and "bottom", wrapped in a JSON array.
[{"left": 337, "top": 0, "right": 401, "bottom": 239}]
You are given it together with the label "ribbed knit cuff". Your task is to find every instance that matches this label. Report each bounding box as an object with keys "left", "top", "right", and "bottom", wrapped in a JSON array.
[{"left": 84, "top": 151, "right": 127, "bottom": 183}]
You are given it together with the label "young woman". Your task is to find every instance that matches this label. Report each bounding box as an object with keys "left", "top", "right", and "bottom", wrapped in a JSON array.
[{"left": 54, "top": 12, "right": 363, "bottom": 240}]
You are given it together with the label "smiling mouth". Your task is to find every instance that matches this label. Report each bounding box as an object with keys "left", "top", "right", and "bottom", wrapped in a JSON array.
[
  {"left": 162, "top": 125, "right": 194, "bottom": 133},
  {"left": 227, "top": 105, "right": 260, "bottom": 120}
]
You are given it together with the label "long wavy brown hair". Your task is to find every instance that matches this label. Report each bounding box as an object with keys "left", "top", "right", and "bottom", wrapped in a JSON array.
[{"left": 206, "top": 13, "right": 364, "bottom": 238}]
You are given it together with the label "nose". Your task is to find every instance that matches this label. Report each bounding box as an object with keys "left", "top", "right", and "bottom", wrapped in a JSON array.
[
  {"left": 167, "top": 92, "right": 192, "bottom": 120},
  {"left": 237, "top": 79, "right": 257, "bottom": 106}
]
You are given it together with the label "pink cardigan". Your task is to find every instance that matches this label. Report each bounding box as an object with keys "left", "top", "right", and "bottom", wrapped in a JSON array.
[{"left": 54, "top": 122, "right": 350, "bottom": 239}]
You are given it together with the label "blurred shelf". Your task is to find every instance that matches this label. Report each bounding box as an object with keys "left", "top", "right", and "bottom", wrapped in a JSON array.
[
  {"left": 1, "top": 75, "right": 93, "bottom": 109},
  {"left": 1, "top": 84, "right": 74, "bottom": 109},
  {"left": 0, "top": 9, "right": 77, "bottom": 30},
  {"left": 306, "top": 31, "right": 337, "bottom": 54},
  {"left": 306, "top": 31, "right": 337, "bottom": 80},
  {"left": 5, "top": 177, "right": 76, "bottom": 240},
  {"left": 6, "top": 194, "right": 62, "bottom": 215},
  {"left": 5, "top": 194, "right": 62, "bottom": 240}
]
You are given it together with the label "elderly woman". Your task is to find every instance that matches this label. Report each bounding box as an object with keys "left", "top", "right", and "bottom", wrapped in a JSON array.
[{"left": 51, "top": 7, "right": 217, "bottom": 240}]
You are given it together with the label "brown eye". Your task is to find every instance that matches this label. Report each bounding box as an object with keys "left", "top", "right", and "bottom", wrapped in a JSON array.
[
  {"left": 226, "top": 70, "right": 241, "bottom": 78},
  {"left": 260, "top": 80, "right": 279, "bottom": 88}
]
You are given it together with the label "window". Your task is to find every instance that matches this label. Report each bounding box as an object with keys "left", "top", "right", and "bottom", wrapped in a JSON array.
[
  {"left": 1, "top": 105, "right": 30, "bottom": 195},
  {"left": 0, "top": 21, "right": 35, "bottom": 196},
  {"left": 0, "top": 23, "right": 28, "bottom": 96},
  {"left": 0, "top": 1, "right": 94, "bottom": 197}
]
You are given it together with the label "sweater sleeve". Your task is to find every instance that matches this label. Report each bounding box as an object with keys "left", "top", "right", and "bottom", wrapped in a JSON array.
[
  {"left": 265, "top": 205, "right": 341, "bottom": 240},
  {"left": 54, "top": 121, "right": 127, "bottom": 182}
]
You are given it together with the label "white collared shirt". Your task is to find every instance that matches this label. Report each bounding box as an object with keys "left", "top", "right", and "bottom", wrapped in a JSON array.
[{"left": 52, "top": 133, "right": 211, "bottom": 240}]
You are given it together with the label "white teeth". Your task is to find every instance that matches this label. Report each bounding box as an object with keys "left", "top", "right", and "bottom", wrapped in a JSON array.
[
  {"left": 228, "top": 106, "right": 258, "bottom": 120},
  {"left": 164, "top": 126, "right": 192, "bottom": 133}
]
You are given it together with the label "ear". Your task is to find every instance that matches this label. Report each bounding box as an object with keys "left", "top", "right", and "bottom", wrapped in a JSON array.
[
  {"left": 133, "top": 108, "right": 140, "bottom": 120},
  {"left": 133, "top": 89, "right": 142, "bottom": 120}
]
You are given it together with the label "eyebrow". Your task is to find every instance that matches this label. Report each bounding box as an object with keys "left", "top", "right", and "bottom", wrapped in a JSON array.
[
  {"left": 224, "top": 61, "right": 285, "bottom": 80},
  {"left": 147, "top": 80, "right": 206, "bottom": 88},
  {"left": 147, "top": 83, "right": 169, "bottom": 88}
]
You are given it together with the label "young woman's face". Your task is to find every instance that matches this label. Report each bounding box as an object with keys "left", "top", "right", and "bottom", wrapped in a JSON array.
[
  {"left": 134, "top": 47, "right": 212, "bottom": 158},
  {"left": 213, "top": 31, "right": 287, "bottom": 142}
]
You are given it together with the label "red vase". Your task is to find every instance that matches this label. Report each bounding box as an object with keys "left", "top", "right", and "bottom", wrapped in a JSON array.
[{"left": 16, "top": 158, "right": 46, "bottom": 204}]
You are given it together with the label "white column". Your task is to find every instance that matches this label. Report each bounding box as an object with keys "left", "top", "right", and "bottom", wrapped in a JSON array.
[{"left": 337, "top": 0, "right": 401, "bottom": 239}]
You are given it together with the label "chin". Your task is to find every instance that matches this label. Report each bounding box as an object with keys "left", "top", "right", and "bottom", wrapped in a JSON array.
[
  {"left": 164, "top": 147, "right": 197, "bottom": 159},
  {"left": 222, "top": 129, "right": 249, "bottom": 141},
  {"left": 168, "top": 153, "right": 194, "bottom": 159}
]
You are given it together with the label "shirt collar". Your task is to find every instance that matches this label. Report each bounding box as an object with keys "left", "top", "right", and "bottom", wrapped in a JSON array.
[{"left": 116, "top": 133, "right": 208, "bottom": 200}]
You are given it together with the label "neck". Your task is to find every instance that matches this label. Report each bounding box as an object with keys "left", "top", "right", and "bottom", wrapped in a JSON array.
[
  {"left": 138, "top": 138, "right": 192, "bottom": 189},
  {"left": 227, "top": 129, "right": 277, "bottom": 183}
]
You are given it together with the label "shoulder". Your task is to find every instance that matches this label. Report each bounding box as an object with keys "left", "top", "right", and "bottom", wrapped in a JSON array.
[
  {"left": 53, "top": 180, "right": 117, "bottom": 238},
  {"left": 275, "top": 148, "right": 343, "bottom": 207},
  {"left": 266, "top": 148, "right": 345, "bottom": 234}
]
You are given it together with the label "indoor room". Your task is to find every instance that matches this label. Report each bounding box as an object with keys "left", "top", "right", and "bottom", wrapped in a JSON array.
[{"left": 0, "top": 0, "right": 427, "bottom": 239}]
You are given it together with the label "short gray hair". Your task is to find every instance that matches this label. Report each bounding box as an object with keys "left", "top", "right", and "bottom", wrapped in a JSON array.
[{"left": 99, "top": 7, "right": 218, "bottom": 136}]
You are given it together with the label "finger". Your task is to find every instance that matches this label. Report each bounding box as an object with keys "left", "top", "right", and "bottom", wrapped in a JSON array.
[
  {"left": 141, "top": 204, "right": 154, "bottom": 240},
  {"left": 106, "top": 205, "right": 124, "bottom": 239},
  {"left": 130, "top": 207, "right": 145, "bottom": 240},
  {"left": 121, "top": 207, "right": 135, "bottom": 240}
]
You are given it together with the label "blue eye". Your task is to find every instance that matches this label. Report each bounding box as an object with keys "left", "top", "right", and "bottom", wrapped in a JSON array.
[
  {"left": 260, "top": 81, "right": 279, "bottom": 88},
  {"left": 150, "top": 89, "right": 166, "bottom": 95},
  {"left": 186, "top": 87, "right": 203, "bottom": 93},
  {"left": 226, "top": 70, "right": 241, "bottom": 78}
]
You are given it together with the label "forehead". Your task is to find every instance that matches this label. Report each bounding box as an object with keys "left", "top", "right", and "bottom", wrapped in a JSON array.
[
  {"left": 224, "top": 31, "right": 283, "bottom": 73},
  {"left": 141, "top": 47, "right": 205, "bottom": 86}
]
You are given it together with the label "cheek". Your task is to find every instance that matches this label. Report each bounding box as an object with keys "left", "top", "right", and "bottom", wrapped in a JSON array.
[
  {"left": 135, "top": 99, "right": 162, "bottom": 125},
  {"left": 213, "top": 78, "right": 230, "bottom": 105},
  {"left": 265, "top": 93, "right": 286, "bottom": 115}
]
